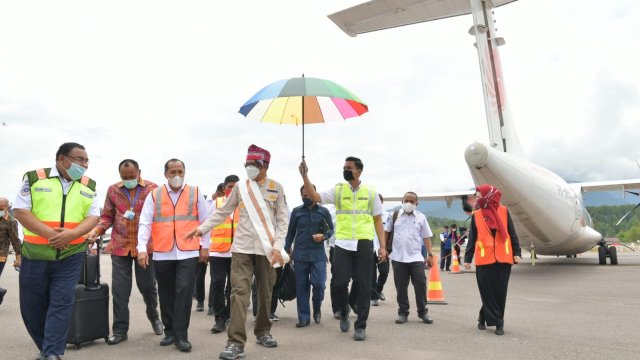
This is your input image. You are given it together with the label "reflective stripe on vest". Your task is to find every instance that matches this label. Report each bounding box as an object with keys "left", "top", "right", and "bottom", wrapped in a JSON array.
[
  {"left": 473, "top": 206, "right": 513, "bottom": 266},
  {"left": 151, "top": 185, "right": 201, "bottom": 252},
  {"left": 334, "top": 183, "right": 375, "bottom": 240},
  {"left": 210, "top": 196, "right": 238, "bottom": 252},
  {"left": 22, "top": 169, "right": 95, "bottom": 260}
]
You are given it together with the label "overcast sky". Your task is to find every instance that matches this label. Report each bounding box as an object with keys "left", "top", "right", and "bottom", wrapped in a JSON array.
[{"left": 1, "top": 0, "right": 639, "bottom": 208}]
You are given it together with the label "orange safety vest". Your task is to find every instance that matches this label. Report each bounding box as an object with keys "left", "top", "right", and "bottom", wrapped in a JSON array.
[
  {"left": 150, "top": 185, "right": 201, "bottom": 252},
  {"left": 473, "top": 206, "right": 514, "bottom": 266},
  {"left": 209, "top": 196, "right": 239, "bottom": 253}
]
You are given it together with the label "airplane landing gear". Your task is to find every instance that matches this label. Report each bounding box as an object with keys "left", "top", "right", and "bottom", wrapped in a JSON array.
[{"left": 597, "top": 240, "right": 618, "bottom": 265}]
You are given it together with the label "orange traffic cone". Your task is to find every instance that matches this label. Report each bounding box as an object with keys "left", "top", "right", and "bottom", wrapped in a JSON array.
[
  {"left": 451, "top": 249, "right": 461, "bottom": 274},
  {"left": 426, "top": 256, "right": 447, "bottom": 305}
]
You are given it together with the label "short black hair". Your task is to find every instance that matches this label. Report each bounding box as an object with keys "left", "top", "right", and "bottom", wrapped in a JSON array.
[
  {"left": 404, "top": 191, "right": 418, "bottom": 199},
  {"left": 224, "top": 175, "right": 240, "bottom": 186},
  {"left": 164, "top": 158, "right": 185, "bottom": 173},
  {"left": 451, "top": 223, "right": 457, "bottom": 228},
  {"left": 118, "top": 159, "right": 139, "bottom": 171},
  {"left": 56, "top": 142, "right": 85, "bottom": 160},
  {"left": 300, "top": 184, "right": 316, "bottom": 194},
  {"left": 216, "top": 183, "right": 224, "bottom": 193},
  {"left": 444, "top": 225, "right": 449, "bottom": 229},
  {"left": 345, "top": 156, "right": 363, "bottom": 171}
]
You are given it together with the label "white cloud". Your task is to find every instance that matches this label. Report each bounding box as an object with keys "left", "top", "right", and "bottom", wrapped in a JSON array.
[{"left": 1, "top": 0, "right": 639, "bottom": 208}]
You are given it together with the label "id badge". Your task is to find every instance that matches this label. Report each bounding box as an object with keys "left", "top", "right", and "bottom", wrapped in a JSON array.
[{"left": 124, "top": 210, "right": 135, "bottom": 220}]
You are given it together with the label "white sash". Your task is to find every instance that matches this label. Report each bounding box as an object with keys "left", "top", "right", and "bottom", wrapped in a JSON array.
[{"left": 237, "top": 179, "right": 289, "bottom": 267}]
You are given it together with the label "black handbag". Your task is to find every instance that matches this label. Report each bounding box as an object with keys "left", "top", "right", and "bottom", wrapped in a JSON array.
[{"left": 275, "top": 262, "right": 296, "bottom": 303}]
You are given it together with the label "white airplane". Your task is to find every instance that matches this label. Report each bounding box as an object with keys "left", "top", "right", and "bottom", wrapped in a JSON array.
[{"left": 328, "top": 0, "right": 640, "bottom": 264}]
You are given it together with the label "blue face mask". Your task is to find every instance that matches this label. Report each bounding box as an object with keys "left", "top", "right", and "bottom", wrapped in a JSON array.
[
  {"left": 302, "top": 198, "right": 314, "bottom": 207},
  {"left": 123, "top": 179, "right": 138, "bottom": 189},
  {"left": 66, "top": 162, "right": 87, "bottom": 181}
]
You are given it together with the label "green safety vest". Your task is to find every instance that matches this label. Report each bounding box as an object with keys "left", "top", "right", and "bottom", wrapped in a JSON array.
[
  {"left": 22, "top": 168, "right": 96, "bottom": 261},
  {"left": 334, "top": 183, "right": 375, "bottom": 240}
]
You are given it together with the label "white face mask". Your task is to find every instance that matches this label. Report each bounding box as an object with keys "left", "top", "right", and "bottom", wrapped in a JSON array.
[
  {"left": 246, "top": 165, "right": 260, "bottom": 180},
  {"left": 168, "top": 176, "right": 183, "bottom": 188},
  {"left": 0, "top": 210, "right": 5, "bottom": 217},
  {"left": 402, "top": 202, "right": 416, "bottom": 213}
]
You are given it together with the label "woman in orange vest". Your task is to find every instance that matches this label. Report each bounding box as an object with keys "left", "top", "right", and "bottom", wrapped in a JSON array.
[{"left": 464, "top": 185, "right": 521, "bottom": 336}]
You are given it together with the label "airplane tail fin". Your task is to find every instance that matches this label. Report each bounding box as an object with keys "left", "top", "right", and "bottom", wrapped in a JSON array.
[{"left": 468, "top": 0, "right": 523, "bottom": 156}]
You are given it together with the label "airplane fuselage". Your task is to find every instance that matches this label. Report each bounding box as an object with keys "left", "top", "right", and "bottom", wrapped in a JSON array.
[{"left": 465, "top": 142, "right": 602, "bottom": 255}]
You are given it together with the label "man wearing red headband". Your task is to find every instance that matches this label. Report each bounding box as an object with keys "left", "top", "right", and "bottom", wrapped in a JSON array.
[{"left": 187, "top": 144, "right": 289, "bottom": 360}]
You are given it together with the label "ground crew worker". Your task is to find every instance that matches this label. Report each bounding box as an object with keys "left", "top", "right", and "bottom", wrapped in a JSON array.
[
  {"left": 299, "top": 156, "right": 387, "bottom": 341},
  {"left": 0, "top": 197, "right": 21, "bottom": 305},
  {"left": 13, "top": 142, "right": 100, "bottom": 360}
]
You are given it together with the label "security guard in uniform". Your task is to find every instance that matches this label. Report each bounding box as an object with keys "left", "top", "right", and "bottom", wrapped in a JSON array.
[
  {"left": 13, "top": 142, "right": 100, "bottom": 360},
  {"left": 299, "top": 156, "right": 387, "bottom": 341}
]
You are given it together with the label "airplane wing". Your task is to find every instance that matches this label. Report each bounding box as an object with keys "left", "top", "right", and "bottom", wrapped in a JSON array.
[
  {"left": 386, "top": 190, "right": 475, "bottom": 208},
  {"left": 328, "top": 0, "right": 519, "bottom": 37},
  {"left": 575, "top": 179, "right": 640, "bottom": 193}
]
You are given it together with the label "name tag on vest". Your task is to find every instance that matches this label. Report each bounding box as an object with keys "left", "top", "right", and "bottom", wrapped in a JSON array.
[
  {"left": 79, "top": 190, "right": 94, "bottom": 199},
  {"left": 34, "top": 187, "right": 52, "bottom": 192}
]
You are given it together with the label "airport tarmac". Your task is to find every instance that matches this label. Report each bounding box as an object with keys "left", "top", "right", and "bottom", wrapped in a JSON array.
[{"left": 1, "top": 253, "right": 639, "bottom": 360}]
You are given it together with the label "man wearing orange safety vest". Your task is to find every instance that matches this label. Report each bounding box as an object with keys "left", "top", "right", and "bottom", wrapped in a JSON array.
[
  {"left": 13, "top": 142, "right": 100, "bottom": 360},
  {"left": 136, "top": 159, "right": 210, "bottom": 353},
  {"left": 208, "top": 174, "right": 240, "bottom": 334}
]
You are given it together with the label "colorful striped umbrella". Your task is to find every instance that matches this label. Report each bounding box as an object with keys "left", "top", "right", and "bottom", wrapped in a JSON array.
[{"left": 239, "top": 76, "right": 368, "bottom": 158}]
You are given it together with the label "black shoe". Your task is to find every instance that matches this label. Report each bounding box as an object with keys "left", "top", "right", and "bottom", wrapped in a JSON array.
[
  {"left": 175, "top": 339, "right": 192, "bottom": 352},
  {"left": 395, "top": 314, "right": 408, "bottom": 324},
  {"left": 418, "top": 312, "right": 434, "bottom": 324},
  {"left": 268, "top": 313, "right": 279, "bottom": 321},
  {"left": 211, "top": 318, "right": 226, "bottom": 333},
  {"left": 44, "top": 356, "right": 61, "bottom": 360},
  {"left": 152, "top": 319, "right": 163, "bottom": 335},
  {"left": 107, "top": 333, "right": 128, "bottom": 345},
  {"left": 340, "top": 312, "right": 350, "bottom": 332},
  {"left": 353, "top": 328, "right": 366, "bottom": 341},
  {"left": 379, "top": 292, "right": 386, "bottom": 301},
  {"left": 160, "top": 335, "right": 175, "bottom": 346},
  {"left": 295, "top": 321, "right": 310, "bottom": 328},
  {"left": 370, "top": 299, "right": 379, "bottom": 306},
  {"left": 333, "top": 311, "right": 341, "bottom": 320},
  {"left": 478, "top": 321, "right": 486, "bottom": 330},
  {"left": 313, "top": 309, "right": 321, "bottom": 324},
  {"left": 207, "top": 307, "right": 214, "bottom": 316},
  {"left": 219, "top": 343, "right": 245, "bottom": 360},
  {"left": 256, "top": 333, "right": 278, "bottom": 348},
  {"left": 196, "top": 301, "right": 204, "bottom": 312},
  {"left": 0, "top": 288, "right": 6, "bottom": 305},
  {"left": 35, "top": 353, "right": 44, "bottom": 360},
  {"left": 495, "top": 326, "right": 504, "bottom": 336}
]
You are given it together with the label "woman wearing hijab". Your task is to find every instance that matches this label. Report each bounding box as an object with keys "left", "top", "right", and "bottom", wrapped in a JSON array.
[{"left": 464, "top": 185, "right": 521, "bottom": 335}]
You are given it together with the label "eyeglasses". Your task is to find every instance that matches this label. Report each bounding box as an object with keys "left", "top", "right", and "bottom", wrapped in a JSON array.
[{"left": 65, "top": 155, "right": 90, "bottom": 165}]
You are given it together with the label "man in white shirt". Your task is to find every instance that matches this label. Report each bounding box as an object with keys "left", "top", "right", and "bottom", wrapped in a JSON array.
[
  {"left": 385, "top": 191, "right": 435, "bottom": 325},
  {"left": 300, "top": 156, "right": 387, "bottom": 341},
  {"left": 137, "top": 159, "right": 209, "bottom": 353}
]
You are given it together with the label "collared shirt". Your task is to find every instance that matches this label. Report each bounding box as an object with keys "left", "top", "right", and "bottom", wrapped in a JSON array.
[
  {"left": 284, "top": 204, "right": 333, "bottom": 262},
  {"left": 95, "top": 178, "right": 158, "bottom": 257},
  {"left": 198, "top": 177, "right": 289, "bottom": 256},
  {"left": 0, "top": 215, "right": 21, "bottom": 262},
  {"left": 13, "top": 164, "right": 101, "bottom": 215},
  {"left": 137, "top": 183, "right": 209, "bottom": 261},
  {"left": 373, "top": 210, "right": 390, "bottom": 252},
  {"left": 318, "top": 182, "right": 383, "bottom": 252},
  {"left": 385, "top": 209, "right": 433, "bottom": 263}
]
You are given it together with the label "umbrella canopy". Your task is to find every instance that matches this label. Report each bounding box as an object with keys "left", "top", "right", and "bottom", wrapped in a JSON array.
[{"left": 239, "top": 77, "right": 368, "bottom": 125}]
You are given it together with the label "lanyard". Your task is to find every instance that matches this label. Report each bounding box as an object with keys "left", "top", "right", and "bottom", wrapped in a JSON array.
[{"left": 122, "top": 186, "right": 142, "bottom": 210}]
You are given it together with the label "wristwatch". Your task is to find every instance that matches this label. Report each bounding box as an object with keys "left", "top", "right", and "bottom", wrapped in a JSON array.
[{"left": 427, "top": 253, "right": 433, "bottom": 257}]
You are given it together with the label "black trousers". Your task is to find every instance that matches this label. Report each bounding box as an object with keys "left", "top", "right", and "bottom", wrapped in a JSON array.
[
  {"left": 371, "top": 252, "right": 389, "bottom": 300},
  {"left": 392, "top": 260, "right": 428, "bottom": 316},
  {"left": 111, "top": 255, "right": 160, "bottom": 334},
  {"left": 329, "top": 247, "right": 339, "bottom": 314},
  {"left": 440, "top": 247, "right": 451, "bottom": 270},
  {"left": 194, "top": 261, "right": 208, "bottom": 302},
  {"left": 334, "top": 241, "right": 374, "bottom": 330},
  {"left": 154, "top": 257, "right": 198, "bottom": 340},
  {"left": 209, "top": 256, "right": 231, "bottom": 320},
  {"left": 476, "top": 262, "right": 512, "bottom": 327}
]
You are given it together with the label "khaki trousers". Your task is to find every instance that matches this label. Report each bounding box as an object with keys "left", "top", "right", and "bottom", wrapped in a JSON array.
[{"left": 227, "top": 253, "right": 276, "bottom": 346}]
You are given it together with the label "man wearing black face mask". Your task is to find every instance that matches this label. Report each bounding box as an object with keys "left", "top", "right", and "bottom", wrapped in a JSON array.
[
  {"left": 284, "top": 185, "right": 334, "bottom": 327},
  {"left": 299, "top": 156, "right": 386, "bottom": 341}
]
